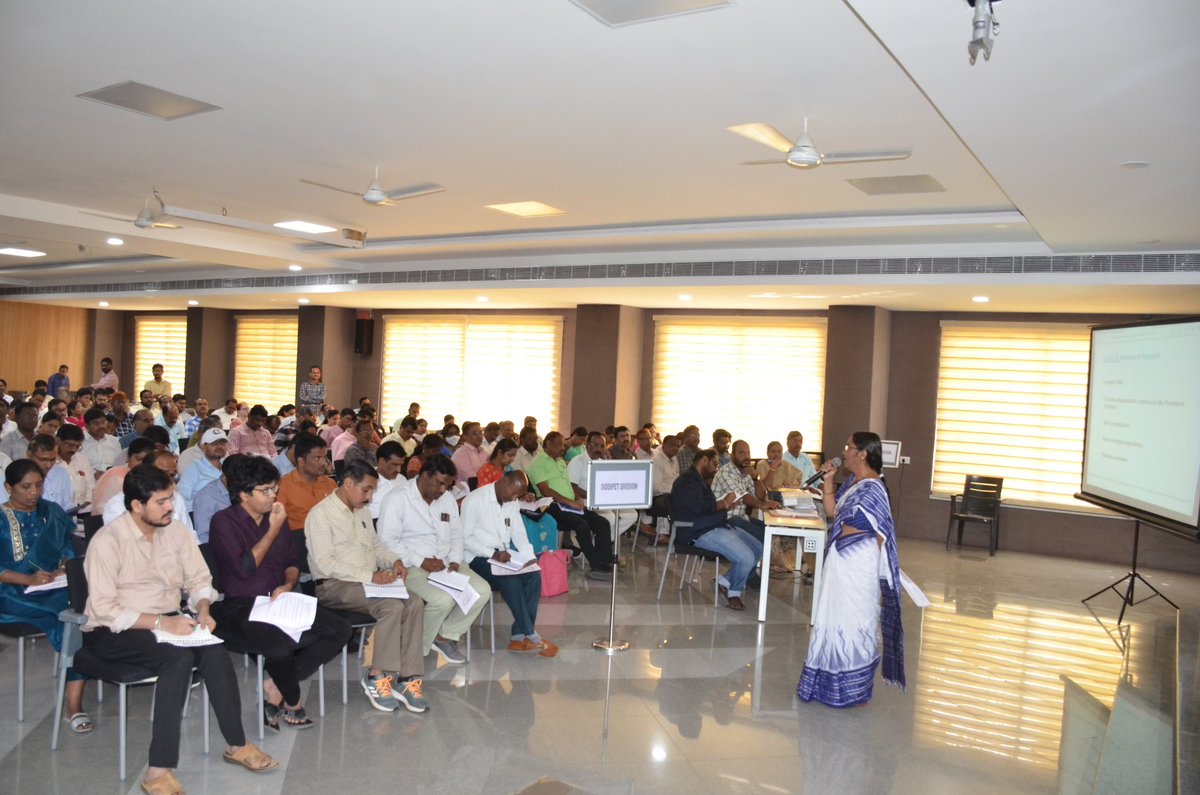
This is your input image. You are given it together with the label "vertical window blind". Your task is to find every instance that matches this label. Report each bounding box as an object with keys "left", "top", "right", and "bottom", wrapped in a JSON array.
[
  {"left": 932, "top": 322, "right": 1091, "bottom": 508},
  {"left": 134, "top": 315, "right": 187, "bottom": 397},
  {"left": 233, "top": 315, "right": 298, "bottom": 412},
  {"left": 380, "top": 315, "right": 562, "bottom": 430},
  {"left": 651, "top": 315, "right": 826, "bottom": 456}
]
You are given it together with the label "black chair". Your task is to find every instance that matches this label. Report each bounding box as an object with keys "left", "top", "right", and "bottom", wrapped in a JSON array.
[
  {"left": 51, "top": 557, "right": 210, "bottom": 780},
  {"left": 946, "top": 475, "right": 1004, "bottom": 555},
  {"left": 0, "top": 622, "right": 47, "bottom": 721},
  {"left": 467, "top": 476, "right": 478, "bottom": 491},
  {"left": 655, "top": 520, "right": 723, "bottom": 606},
  {"left": 634, "top": 495, "right": 671, "bottom": 553}
]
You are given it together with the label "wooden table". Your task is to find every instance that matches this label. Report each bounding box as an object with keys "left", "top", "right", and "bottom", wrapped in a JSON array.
[{"left": 759, "top": 509, "right": 827, "bottom": 623}]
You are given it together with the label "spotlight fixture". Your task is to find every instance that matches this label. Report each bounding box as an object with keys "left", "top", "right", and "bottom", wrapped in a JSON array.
[
  {"left": 967, "top": 0, "right": 999, "bottom": 65},
  {"left": 187, "top": 300, "right": 199, "bottom": 306},
  {"left": 106, "top": 237, "right": 124, "bottom": 246}
]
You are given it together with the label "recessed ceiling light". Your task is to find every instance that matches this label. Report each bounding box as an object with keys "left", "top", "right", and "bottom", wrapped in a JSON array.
[
  {"left": 485, "top": 201, "right": 567, "bottom": 218},
  {"left": 106, "top": 237, "right": 124, "bottom": 246},
  {"left": 187, "top": 300, "right": 199, "bottom": 306},
  {"left": 0, "top": 247, "right": 46, "bottom": 258},
  {"left": 298, "top": 298, "right": 310, "bottom": 304},
  {"left": 98, "top": 301, "right": 109, "bottom": 307},
  {"left": 476, "top": 295, "right": 489, "bottom": 303},
  {"left": 1119, "top": 161, "right": 1150, "bottom": 170},
  {"left": 274, "top": 220, "right": 338, "bottom": 234},
  {"left": 972, "top": 295, "right": 990, "bottom": 303},
  {"left": 678, "top": 294, "right": 693, "bottom": 301},
  {"left": 288, "top": 264, "right": 303, "bottom": 272}
]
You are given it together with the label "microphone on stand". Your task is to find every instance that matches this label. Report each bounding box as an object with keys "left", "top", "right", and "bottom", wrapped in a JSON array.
[{"left": 803, "top": 456, "right": 841, "bottom": 488}]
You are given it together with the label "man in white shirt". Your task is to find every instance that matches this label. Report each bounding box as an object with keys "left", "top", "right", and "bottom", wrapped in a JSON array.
[
  {"left": 461, "top": 471, "right": 556, "bottom": 656},
  {"left": 567, "top": 431, "right": 638, "bottom": 542},
  {"left": 642, "top": 434, "right": 682, "bottom": 541},
  {"left": 368, "top": 441, "right": 407, "bottom": 521},
  {"left": 634, "top": 428, "right": 654, "bottom": 460},
  {"left": 54, "top": 423, "right": 93, "bottom": 512},
  {"left": 28, "top": 433, "right": 75, "bottom": 512},
  {"left": 80, "top": 406, "right": 121, "bottom": 475},
  {"left": 511, "top": 426, "right": 540, "bottom": 473},
  {"left": 214, "top": 398, "right": 239, "bottom": 431},
  {"left": 376, "top": 454, "right": 490, "bottom": 665},
  {"left": 0, "top": 400, "right": 39, "bottom": 461}
]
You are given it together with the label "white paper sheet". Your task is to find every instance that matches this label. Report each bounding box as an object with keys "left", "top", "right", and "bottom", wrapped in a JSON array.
[
  {"left": 23, "top": 573, "right": 68, "bottom": 593},
  {"left": 249, "top": 592, "right": 318, "bottom": 643},
  {"left": 489, "top": 551, "right": 540, "bottom": 576},
  {"left": 154, "top": 626, "right": 224, "bottom": 647},
  {"left": 426, "top": 570, "right": 479, "bottom": 613},
  {"left": 363, "top": 580, "right": 409, "bottom": 599}
]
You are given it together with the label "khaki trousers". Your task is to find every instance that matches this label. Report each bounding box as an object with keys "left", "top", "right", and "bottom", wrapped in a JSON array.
[
  {"left": 315, "top": 578, "right": 425, "bottom": 678},
  {"left": 404, "top": 566, "right": 492, "bottom": 654}
]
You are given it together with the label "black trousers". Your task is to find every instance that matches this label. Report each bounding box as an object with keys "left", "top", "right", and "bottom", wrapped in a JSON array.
[
  {"left": 546, "top": 504, "right": 613, "bottom": 567},
  {"left": 85, "top": 627, "right": 246, "bottom": 769},
  {"left": 211, "top": 599, "right": 351, "bottom": 706}
]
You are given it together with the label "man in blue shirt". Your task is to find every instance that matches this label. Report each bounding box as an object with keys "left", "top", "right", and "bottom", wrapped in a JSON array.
[
  {"left": 47, "top": 364, "right": 70, "bottom": 399},
  {"left": 783, "top": 431, "right": 817, "bottom": 484}
]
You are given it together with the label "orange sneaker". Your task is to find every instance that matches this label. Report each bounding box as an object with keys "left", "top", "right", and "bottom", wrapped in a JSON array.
[
  {"left": 537, "top": 639, "right": 559, "bottom": 658},
  {"left": 508, "top": 638, "right": 542, "bottom": 653}
]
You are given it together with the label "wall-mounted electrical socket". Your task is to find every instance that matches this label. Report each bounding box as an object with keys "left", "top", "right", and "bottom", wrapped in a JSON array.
[{"left": 899, "top": 456, "right": 911, "bottom": 465}]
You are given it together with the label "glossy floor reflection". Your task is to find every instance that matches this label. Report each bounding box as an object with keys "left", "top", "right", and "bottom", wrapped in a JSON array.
[{"left": 1, "top": 538, "right": 1194, "bottom": 794}]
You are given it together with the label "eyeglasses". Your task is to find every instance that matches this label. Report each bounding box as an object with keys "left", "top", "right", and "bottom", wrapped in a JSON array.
[
  {"left": 252, "top": 485, "right": 279, "bottom": 496},
  {"left": 844, "top": 444, "right": 859, "bottom": 451}
]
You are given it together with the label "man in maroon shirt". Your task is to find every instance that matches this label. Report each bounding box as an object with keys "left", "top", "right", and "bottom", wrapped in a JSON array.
[{"left": 209, "top": 455, "right": 350, "bottom": 729}]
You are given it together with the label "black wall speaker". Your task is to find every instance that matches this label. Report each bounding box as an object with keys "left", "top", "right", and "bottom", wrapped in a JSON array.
[{"left": 354, "top": 318, "right": 374, "bottom": 355}]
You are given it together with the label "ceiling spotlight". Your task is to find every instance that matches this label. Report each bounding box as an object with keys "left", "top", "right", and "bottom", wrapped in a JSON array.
[
  {"left": 967, "top": 0, "right": 999, "bottom": 65},
  {"left": 187, "top": 300, "right": 199, "bottom": 306},
  {"left": 972, "top": 295, "right": 990, "bottom": 303},
  {"left": 678, "top": 294, "right": 693, "bottom": 301},
  {"left": 288, "top": 264, "right": 303, "bottom": 272},
  {"left": 98, "top": 301, "right": 110, "bottom": 307},
  {"left": 476, "top": 296, "right": 489, "bottom": 303},
  {"left": 298, "top": 298, "right": 310, "bottom": 304},
  {"left": 106, "top": 237, "right": 124, "bottom": 246}
]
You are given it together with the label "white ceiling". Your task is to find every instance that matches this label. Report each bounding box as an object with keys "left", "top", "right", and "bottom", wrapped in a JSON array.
[{"left": 1, "top": 0, "right": 1198, "bottom": 312}]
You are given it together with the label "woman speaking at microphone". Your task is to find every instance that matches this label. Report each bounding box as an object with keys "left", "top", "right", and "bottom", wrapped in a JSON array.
[{"left": 796, "top": 431, "right": 907, "bottom": 708}]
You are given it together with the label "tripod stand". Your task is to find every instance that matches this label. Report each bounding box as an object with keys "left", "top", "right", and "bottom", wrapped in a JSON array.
[{"left": 1082, "top": 519, "right": 1179, "bottom": 625}]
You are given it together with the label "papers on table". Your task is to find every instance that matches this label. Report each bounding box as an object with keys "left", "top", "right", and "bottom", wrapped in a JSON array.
[
  {"left": 426, "top": 569, "right": 480, "bottom": 613},
  {"left": 154, "top": 626, "right": 224, "bottom": 647},
  {"left": 363, "top": 580, "right": 409, "bottom": 599},
  {"left": 249, "top": 592, "right": 317, "bottom": 643},
  {"left": 782, "top": 492, "right": 817, "bottom": 511},
  {"left": 489, "top": 551, "right": 541, "bottom": 577},
  {"left": 24, "top": 573, "right": 68, "bottom": 593}
]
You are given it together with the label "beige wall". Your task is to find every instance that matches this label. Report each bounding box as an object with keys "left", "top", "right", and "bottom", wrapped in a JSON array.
[{"left": 0, "top": 301, "right": 89, "bottom": 395}]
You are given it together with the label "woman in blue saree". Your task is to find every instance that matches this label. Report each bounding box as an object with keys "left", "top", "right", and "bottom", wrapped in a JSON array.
[
  {"left": 797, "top": 432, "right": 906, "bottom": 708},
  {"left": 1, "top": 459, "right": 91, "bottom": 731}
]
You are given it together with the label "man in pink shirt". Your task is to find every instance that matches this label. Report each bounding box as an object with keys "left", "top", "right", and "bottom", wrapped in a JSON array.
[
  {"left": 226, "top": 404, "right": 275, "bottom": 458},
  {"left": 329, "top": 413, "right": 362, "bottom": 463},
  {"left": 450, "top": 421, "right": 488, "bottom": 487},
  {"left": 321, "top": 408, "right": 354, "bottom": 448},
  {"left": 89, "top": 356, "right": 119, "bottom": 392}
]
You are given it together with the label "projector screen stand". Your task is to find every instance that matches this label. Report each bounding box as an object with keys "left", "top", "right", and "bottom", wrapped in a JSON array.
[{"left": 1082, "top": 520, "right": 1179, "bottom": 624}]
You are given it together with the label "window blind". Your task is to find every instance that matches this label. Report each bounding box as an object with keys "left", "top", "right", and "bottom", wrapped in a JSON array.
[
  {"left": 651, "top": 315, "right": 826, "bottom": 456},
  {"left": 380, "top": 315, "right": 562, "bottom": 430},
  {"left": 932, "top": 322, "right": 1091, "bottom": 508},
  {"left": 134, "top": 315, "right": 187, "bottom": 397},
  {"left": 233, "top": 315, "right": 298, "bottom": 412}
]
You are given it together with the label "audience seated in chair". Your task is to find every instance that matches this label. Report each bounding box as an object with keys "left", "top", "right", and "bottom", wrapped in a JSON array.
[{"left": 527, "top": 432, "right": 614, "bottom": 579}]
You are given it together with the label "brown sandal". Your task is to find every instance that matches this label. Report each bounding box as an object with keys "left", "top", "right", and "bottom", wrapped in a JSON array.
[
  {"left": 222, "top": 742, "right": 279, "bottom": 773},
  {"left": 140, "top": 770, "right": 185, "bottom": 795}
]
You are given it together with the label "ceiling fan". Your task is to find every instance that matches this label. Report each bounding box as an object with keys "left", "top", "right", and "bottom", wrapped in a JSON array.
[
  {"left": 729, "top": 118, "right": 911, "bottom": 169},
  {"left": 81, "top": 197, "right": 181, "bottom": 229},
  {"left": 300, "top": 165, "right": 445, "bottom": 206}
]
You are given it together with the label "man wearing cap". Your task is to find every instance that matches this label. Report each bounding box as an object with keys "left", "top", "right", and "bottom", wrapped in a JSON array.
[
  {"left": 227, "top": 404, "right": 275, "bottom": 458},
  {"left": 177, "top": 428, "right": 228, "bottom": 510}
]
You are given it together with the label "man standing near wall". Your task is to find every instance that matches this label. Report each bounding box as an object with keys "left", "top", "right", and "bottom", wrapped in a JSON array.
[
  {"left": 90, "top": 357, "right": 118, "bottom": 392},
  {"left": 297, "top": 365, "right": 326, "bottom": 415}
]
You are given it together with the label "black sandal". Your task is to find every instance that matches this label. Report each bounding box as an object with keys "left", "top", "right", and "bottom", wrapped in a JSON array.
[
  {"left": 262, "top": 700, "right": 280, "bottom": 732},
  {"left": 280, "top": 705, "right": 314, "bottom": 729}
]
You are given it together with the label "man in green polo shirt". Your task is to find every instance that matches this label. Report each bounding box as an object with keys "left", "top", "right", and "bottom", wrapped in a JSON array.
[{"left": 526, "top": 431, "right": 614, "bottom": 580}]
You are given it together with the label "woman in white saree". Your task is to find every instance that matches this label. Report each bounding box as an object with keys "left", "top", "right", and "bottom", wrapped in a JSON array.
[{"left": 797, "top": 431, "right": 906, "bottom": 707}]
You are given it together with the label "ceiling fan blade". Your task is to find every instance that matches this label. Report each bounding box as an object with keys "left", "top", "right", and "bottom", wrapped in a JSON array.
[
  {"left": 820, "top": 150, "right": 912, "bottom": 164},
  {"left": 80, "top": 210, "right": 136, "bottom": 222},
  {"left": 728, "top": 123, "right": 795, "bottom": 154},
  {"left": 150, "top": 221, "right": 182, "bottom": 229},
  {"left": 383, "top": 182, "right": 446, "bottom": 202},
  {"left": 739, "top": 159, "right": 788, "bottom": 166},
  {"left": 299, "top": 178, "right": 363, "bottom": 197}
]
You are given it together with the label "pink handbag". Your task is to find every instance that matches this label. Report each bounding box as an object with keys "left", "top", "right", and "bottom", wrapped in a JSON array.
[{"left": 539, "top": 549, "right": 570, "bottom": 597}]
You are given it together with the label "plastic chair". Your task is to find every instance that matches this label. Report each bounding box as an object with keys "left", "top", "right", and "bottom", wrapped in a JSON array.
[
  {"left": 220, "top": 633, "right": 326, "bottom": 741},
  {"left": 655, "top": 520, "right": 723, "bottom": 606},
  {"left": 0, "top": 622, "right": 47, "bottom": 721},
  {"left": 324, "top": 608, "right": 377, "bottom": 704},
  {"left": 946, "top": 475, "right": 1004, "bottom": 555},
  {"left": 50, "top": 557, "right": 210, "bottom": 781}
]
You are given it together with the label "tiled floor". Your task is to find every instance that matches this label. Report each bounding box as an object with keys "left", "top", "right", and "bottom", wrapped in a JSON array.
[{"left": 1, "top": 537, "right": 1193, "bottom": 794}]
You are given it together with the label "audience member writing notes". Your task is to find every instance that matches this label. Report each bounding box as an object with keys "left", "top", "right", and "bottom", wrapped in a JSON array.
[
  {"left": 426, "top": 570, "right": 481, "bottom": 613},
  {"left": 490, "top": 551, "right": 540, "bottom": 577},
  {"left": 154, "top": 625, "right": 224, "bottom": 647},
  {"left": 24, "top": 573, "right": 68, "bottom": 593},
  {"left": 363, "top": 580, "right": 410, "bottom": 599},
  {"left": 249, "top": 592, "right": 318, "bottom": 643}
]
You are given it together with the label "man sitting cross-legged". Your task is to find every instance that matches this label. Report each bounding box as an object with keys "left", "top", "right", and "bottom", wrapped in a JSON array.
[{"left": 83, "top": 465, "right": 277, "bottom": 795}]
